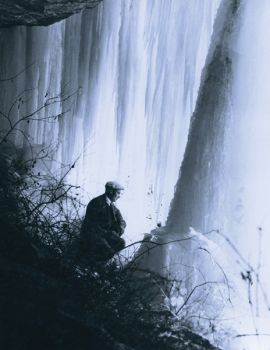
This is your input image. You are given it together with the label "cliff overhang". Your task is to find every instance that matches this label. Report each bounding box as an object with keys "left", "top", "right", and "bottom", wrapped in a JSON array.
[{"left": 0, "top": 0, "right": 101, "bottom": 27}]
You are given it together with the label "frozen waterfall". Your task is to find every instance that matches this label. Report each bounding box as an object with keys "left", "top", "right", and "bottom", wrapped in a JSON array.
[
  {"left": 0, "top": 0, "right": 219, "bottom": 243},
  {"left": 1, "top": 0, "right": 270, "bottom": 349}
]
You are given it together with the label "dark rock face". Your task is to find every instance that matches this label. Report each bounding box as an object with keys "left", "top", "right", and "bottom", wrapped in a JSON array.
[{"left": 0, "top": 0, "right": 102, "bottom": 27}]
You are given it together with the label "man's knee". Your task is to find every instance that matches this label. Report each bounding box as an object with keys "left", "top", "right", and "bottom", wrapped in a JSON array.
[
  {"left": 109, "top": 236, "right": 125, "bottom": 252},
  {"left": 118, "top": 237, "right": 125, "bottom": 250}
]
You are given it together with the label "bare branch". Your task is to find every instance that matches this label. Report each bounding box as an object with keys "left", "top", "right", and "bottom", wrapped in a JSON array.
[
  {"left": 234, "top": 333, "right": 270, "bottom": 338},
  {"left": 175, "top": 281, "right": 220, "bottom": 315},
  {"left": 0, "top": 63, "right": 35, "bottom": 82}
]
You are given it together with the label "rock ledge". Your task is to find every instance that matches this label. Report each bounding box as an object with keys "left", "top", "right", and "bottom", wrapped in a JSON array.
[{"left": 0, "top": 0, "right": 101, "bottom": 27}]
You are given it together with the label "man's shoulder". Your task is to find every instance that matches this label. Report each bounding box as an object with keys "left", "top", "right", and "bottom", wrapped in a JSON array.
[{"left": 88, "top": 194, "right": 106, "bottom": 207}]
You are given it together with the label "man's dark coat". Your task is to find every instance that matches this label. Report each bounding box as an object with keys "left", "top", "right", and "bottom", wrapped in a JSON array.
[{"left": 80, "top": 194, "right": 126, "bottom": 260}]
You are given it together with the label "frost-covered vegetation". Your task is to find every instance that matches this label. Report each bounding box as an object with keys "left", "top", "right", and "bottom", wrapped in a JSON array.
[{"left": 0, "top": 141, "right": 222, "bottom": 350}]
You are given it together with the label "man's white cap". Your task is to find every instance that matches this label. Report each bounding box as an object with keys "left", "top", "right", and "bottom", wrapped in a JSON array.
[{"left": 105, "top": 181, "right": 125, "bottom": 191}]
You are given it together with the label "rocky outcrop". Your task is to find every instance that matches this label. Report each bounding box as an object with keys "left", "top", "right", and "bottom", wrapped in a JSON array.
[{"left": 0, "top": 0, "right": 102, "bottom": 27}]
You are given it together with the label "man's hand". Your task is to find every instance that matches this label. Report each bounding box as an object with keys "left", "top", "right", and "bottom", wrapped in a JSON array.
[
  {"left": 100, "top": 238, "right": 115, "bottom": 255},
  {"left": 110, "top": 230, "right": 120, "bottom": 238}
]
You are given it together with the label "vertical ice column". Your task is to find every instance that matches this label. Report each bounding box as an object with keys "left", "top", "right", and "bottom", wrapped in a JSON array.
[
  {"left": 0, "top": 23, "right": 65, "bottom": 157},
  {"left": 166, "top": 0, "right": 241, "bottom": 235}
]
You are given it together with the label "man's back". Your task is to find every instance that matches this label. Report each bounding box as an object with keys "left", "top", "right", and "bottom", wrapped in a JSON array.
[{"left": 82, "top": 193, "right": 126, "bottom": 236}]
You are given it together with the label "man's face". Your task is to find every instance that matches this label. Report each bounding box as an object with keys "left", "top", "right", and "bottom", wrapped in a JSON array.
[{"left": 109, "top": 189, "right": 123, "bottom": 202}]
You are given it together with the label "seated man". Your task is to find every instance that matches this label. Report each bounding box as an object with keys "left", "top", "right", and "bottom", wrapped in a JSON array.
[{"left": 80, "top": 181, "right": 126, "bottom": 262}]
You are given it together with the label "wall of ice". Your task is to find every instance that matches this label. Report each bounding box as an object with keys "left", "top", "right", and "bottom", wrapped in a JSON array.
[{"left": 0, "top": 0, "right": 219, "bottom": 243}]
